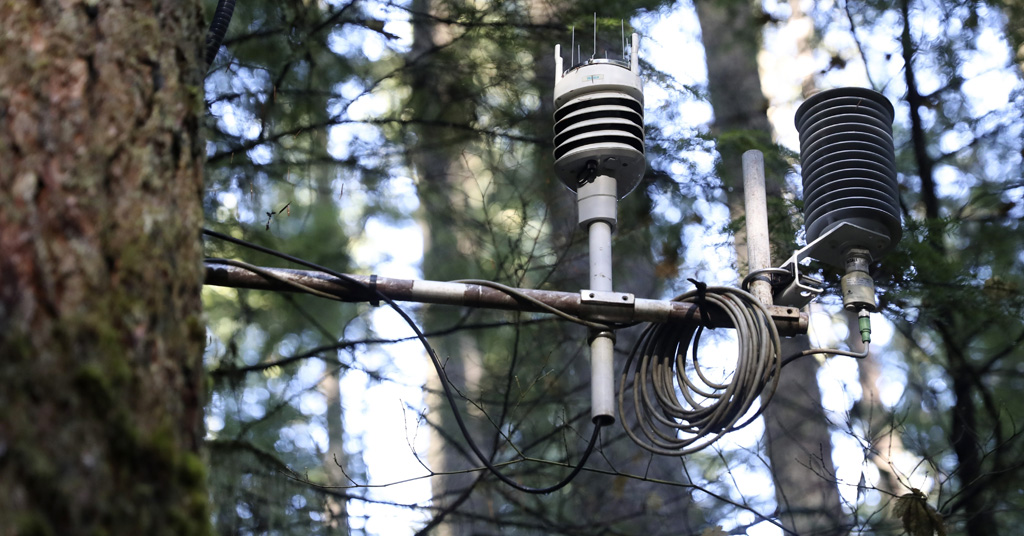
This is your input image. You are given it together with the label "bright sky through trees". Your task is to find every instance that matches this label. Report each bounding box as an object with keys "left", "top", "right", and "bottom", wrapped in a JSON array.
[
  {"left": 196, "top": 0, "right": 1023, "bottom": 533},
  {"left": 324, "top": 3, "right": 860, "bottom": 534}
]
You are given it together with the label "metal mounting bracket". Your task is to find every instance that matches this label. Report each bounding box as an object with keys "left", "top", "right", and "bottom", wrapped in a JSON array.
[
  {"left": 773, "top": 262, "right": 824, "bottom": 308},
  {"left": 774, "top": 221, "right": 891, "bottom": 308},
  {"left": 580, "top": 289, "right": 635, "bottom": 322}
]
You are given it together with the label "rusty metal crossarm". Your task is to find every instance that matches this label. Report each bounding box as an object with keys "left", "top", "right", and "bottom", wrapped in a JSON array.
[{"left": 203, "top": 261, "right": 807, "bottom": 336}]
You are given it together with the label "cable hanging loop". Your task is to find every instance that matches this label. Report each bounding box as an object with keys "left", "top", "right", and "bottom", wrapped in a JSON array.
[
  {"left": 201, "top": 229, "right": 604, "bottom": 494},
  {"left": 618, "top": 284, "right": 783, "bottom": 456}
]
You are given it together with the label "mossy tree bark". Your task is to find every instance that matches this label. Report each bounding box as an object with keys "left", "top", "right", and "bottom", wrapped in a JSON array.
[{"left": 0, "top": 1, "right": 209, "bottom": 534}]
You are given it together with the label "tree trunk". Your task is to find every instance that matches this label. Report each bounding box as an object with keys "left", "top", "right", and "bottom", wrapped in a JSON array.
[
  {"left": 764, "top": 338, "right": 844, "bottom": 534},
  {"left": 408, "top": 3, "right": 489, "bottom": 533},
  {"left": 695, "top": 1, "right": 843, "bottom": 533},
  {"left": 320, "top": 368, "right": 349, "bottom": 531},
  {"left": 0, "top": 2, "right": 208, "bottom": 534},
  {"left": 849, "top": 310, "right": 905, "bottom": 498}
]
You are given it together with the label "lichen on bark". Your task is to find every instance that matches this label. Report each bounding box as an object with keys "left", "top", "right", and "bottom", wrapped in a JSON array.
[{"left": 0, "top": 1, "right": 210, "bottom": 534}]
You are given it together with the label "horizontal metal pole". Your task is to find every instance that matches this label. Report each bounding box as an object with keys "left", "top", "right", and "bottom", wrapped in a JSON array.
[{"left": 204, "top": 263, "right": 808, "bottom": 336}]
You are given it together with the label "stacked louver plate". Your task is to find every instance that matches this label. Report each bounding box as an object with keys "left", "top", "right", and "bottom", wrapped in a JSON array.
[{"left": 795, "top": 87, "right": 901, "bottom": 257}]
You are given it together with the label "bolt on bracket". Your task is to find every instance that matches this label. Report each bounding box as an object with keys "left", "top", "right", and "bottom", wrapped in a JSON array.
[{"left": 580, "top": 289, "right": 635, "bottom": 322}]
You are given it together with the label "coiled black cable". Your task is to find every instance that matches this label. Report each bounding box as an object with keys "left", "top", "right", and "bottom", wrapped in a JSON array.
[
  {"left": 618, "top": 285, "right": 782, "bottom": 456},
  {"left": 205, "top": 0, "right": 236, "bottom": 68},
  {"left": 202, "top": 228, "right": 603, "bottom": 494},
  {"left": 618, "top": 283, "right": 871, "bottom": 456}
]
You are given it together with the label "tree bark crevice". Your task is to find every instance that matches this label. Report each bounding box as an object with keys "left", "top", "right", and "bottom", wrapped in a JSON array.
[{"left": 1, "top": 2, "right": 209, "bottom": 533}]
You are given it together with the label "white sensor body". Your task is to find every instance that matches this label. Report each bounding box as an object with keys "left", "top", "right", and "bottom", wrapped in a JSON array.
[
  {"left": 553, "top": 32, "right": 644, "bottom": 425},
  {"left": 553, "top": 34, "right": 645, "bottom": 201}
]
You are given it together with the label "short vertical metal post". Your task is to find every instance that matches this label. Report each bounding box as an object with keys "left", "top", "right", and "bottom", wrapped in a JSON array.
[
  {"left": 742, "top": 150, "right": 773, "bottom": 307},
  {"left": 579, "top": 176, "right": 617, "bottom": 425},
  {"left": 588, "top": 221, "right": 613, "bottom": 293},
  {"left": 588, "top": 220, "right": 615, "bottom": 425}
]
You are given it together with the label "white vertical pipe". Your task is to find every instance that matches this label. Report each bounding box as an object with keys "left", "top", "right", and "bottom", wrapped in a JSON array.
[
  {"left": 742, "top": 150, "right": 773, "bottom": 306},
  {"left": 587, "top": 214, "right": 615, "bottom": 424},
  {"left": 577, "top": 171, "right": 618, "bottom": 424},
  {"left": 588, "top": 220, "right": 613, "bottom": 292},
  {"left": 589, "top": 333, "right": 615, "bottom": 424}
]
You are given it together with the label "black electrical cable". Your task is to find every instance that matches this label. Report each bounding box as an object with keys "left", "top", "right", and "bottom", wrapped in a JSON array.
[
  {"left": 618, "top": 284, "right": 782, "bottom": 456},
  {"left": 206, "top": 257, "right": 346, "bottom": 301},
  {"left": 452, "top": 278, "right": 614, "bottom": 331},
  {"left": 618, "top": 283, "right": 869, "bottom": 457},
  {"left": 199, "top": 0, "right": 594, "bottom": 488},
  {"left": 740, "top": 267, "right": 791, "bottom": 294},
  {"left": 205, "top": 0, "right": 237, "bottom": 68},
  {"left": 202, "top": 228, "right": 604, "bottom": 494}
]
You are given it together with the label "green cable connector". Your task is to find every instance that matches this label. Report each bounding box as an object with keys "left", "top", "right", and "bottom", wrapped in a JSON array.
[{"left": 858, "top": 311, "right": 872, "bottom": 344}]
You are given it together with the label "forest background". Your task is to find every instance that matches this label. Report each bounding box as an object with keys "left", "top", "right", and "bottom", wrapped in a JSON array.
[{"left": 2, "top": 0, "right": 1023, "bottom": 535}]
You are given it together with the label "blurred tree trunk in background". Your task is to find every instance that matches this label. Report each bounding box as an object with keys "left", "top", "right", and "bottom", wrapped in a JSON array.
[
  {"left": 535, "top": 22, "right": 700, "bottom": 536},
  {"left": 695, "top": 1, "right": 844, "bottom": 533},
  {"left": 320, "top": 355, "right": 349, "bottom": 531},
  {"left": 407, "top": 3, "right": 693, "bottom": 532},
  {"left": 0, "top": 1, "right": 209, "bottom": 534},
  {"left": 200, "top": 1, "right": 368, "bottom": 531},
  {"left": 848, "top": 310, "right": 905, "bottom": 499},
  {"left": 408, "top": 2, "right": 490, "bottom": 533}
]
